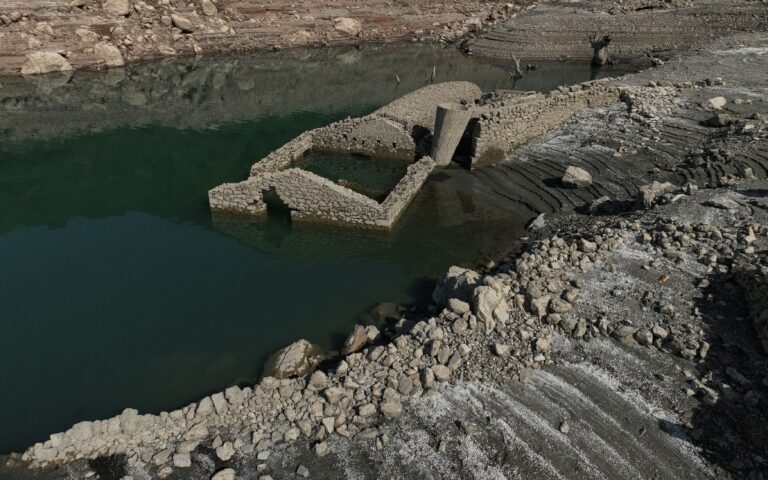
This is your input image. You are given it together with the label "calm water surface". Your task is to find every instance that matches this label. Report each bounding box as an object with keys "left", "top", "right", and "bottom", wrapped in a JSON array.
[{"left": 0, "top": 44, "right": 623, "bottom": 452}]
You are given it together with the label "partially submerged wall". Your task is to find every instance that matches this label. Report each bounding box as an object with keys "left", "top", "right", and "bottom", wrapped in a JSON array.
[
  {"left": 210, "top": 157, "right": 436, "bottom": 230},
  {"left": 376, "top": 81, "right": 482, "bottom": 136},
  {"left": 312, "top": 116, "right": 416, "bottom": 160},
  {"left": 470, "top": 78, "right": 620, "bottom": 166},
  {"left": 211, "top": 81, "right": 480, "bottom": 230}
]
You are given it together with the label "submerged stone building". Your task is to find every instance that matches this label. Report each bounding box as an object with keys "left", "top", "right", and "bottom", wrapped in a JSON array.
[{"left": 208, "top": 77, "right": 620, "bottom": 230}]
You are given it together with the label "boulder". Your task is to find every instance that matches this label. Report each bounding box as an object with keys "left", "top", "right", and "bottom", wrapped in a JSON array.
[
  {"left": 379, "top": 400, "right": 403, "bottom": 419},
  {"left": 172, "top": 14, "right": 194, "bottom": 33},
  {"left": 493, "top": 343, "right": 512, "bottom": 356},
  {"left": 211, "top": 469, "right": 236, "bottom": 480},
  {"left": 21, "top": 52, "right": 72, "bottom": 75},
  {"left": 70, "top": 421, "right": 93, "bottom": 441},
  {"left": 173, "top": 453, "right": 191, "bottom": 468},
  {"left": 119, "top": 408, "right": 139, "bottom": 434},
  {"left": 473, "top": 285, "right": 508, "bottom": 330},
  {"left": 447, "top": 298, "right": 470, "bottom": 315},
  {"left": 308, "top": 370, "right": 329, "bottom": 389},
  {"left": 561, "top": 166, "right": 592, "bottom": 188},
  {"left": 334, "top": 17, "right": 361, "bottom": 36},
  {"left": 75, "top": 28, "right": 99, "bottom": 43},
  {"left": 201, "top": 0, "right": 218, "bottom": 16},
  {"left": 705, "top": 114, "right": 732, "bottom": 127},
  {"left": 636, "top": 181, "right": 676, "bottom": 208},
  {"left": 103, "top": 0, "right": 131, "bottom": 16},
  {"left": 433, "top": 266, "right": 480, "bottom": 306},
  {"left": 703, "top": 195, "right": 741, "bottom": 210},
  {"left": 705, "top": 96, "right": 727, "bottom": 109},
  {"left": 94, "top": 42, "right": 125, "bottom": 67},
  {"left": 224, "top": 386, "right": 244, "bottom": 405},
  {"left": 341, "top": 325, "right": 368, "bottom": 355},
  {"left": 262, "top": 339, "right": 318, "bottom": 379},
  {"left": 216, "top": 442, "right": 235, "bottom": 461}
]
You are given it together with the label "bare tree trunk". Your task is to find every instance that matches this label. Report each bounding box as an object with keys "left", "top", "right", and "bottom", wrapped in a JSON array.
[
  {"left": 511, "top": 55, "right": 523, "bottom": 80},
  {"left": 589, "top": 33, "right": 612, "bottom": 66}
]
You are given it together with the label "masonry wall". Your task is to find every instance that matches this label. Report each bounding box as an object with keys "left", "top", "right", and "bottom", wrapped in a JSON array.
[
  {"left": 312, "top": 116, "right": 416, "bottom": 160},
  {"left": 470, "top": 78, "right": 620, "bottom": 166},
  {"left": 210, "top": 157, "right": 436, "bottom": 230}
]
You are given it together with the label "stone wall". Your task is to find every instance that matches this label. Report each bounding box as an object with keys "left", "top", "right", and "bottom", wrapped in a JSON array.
[
  {"left": 312, "top": 116, "right": 416, "bottom": 161},
  {"left": 470, "top": 78, "right": 620, "bottom": 166},
  {"left": 211, "top": 158, "right": 436, "bottom": 230},
  {"left": 376, "top": 81, "right": 482, "bottom": 136},
  {"left": 211, "top": 81, "right": 481, "bottom": 230}
]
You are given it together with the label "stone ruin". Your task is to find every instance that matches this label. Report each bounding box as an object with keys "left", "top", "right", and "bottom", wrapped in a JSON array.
[
  {"left": 208, "top": 81, "right": 482, "bottom": 230},
  {"left": 209, "top": 77, "right": 621, "bottom": 230}
]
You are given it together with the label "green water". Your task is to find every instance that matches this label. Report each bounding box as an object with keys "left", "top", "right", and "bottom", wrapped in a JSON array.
[
  {"left": 294, "top": 152, "right": 409, "bottom": 201},
  {"left": 0, "top": 44, "right": 624, "bottom": 454}
]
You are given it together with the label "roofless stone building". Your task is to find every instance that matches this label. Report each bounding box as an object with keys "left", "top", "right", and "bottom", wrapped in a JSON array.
[{"left": 208, "top": 78, "right": 619, "bottom": 230}]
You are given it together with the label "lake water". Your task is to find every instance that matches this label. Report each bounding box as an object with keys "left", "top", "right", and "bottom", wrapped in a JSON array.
[{"left": 0, "top": 44, "right": 622, "bottom": 453}]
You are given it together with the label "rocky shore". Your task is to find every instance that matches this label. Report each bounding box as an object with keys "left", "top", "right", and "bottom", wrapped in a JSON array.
[{"left": 0, "top": 0, "right": 520, "bottom": 76}]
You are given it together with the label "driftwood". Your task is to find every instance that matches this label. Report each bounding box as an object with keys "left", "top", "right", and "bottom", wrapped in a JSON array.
[{"left": 589, "top": 33, "right": 612, "bottom": 66}]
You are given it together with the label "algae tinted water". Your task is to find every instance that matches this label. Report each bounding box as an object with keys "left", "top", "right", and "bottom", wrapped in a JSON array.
[
  {"left": 0, "top": 45, "right": 623, "bottom": 453},
  {"left": 294, "top": 152, "right": 409, "bottom": 201}
]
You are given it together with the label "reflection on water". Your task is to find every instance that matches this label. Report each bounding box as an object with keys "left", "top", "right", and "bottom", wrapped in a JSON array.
[{"left": 0, "top": 44, "right": 622, "bottom": 454}]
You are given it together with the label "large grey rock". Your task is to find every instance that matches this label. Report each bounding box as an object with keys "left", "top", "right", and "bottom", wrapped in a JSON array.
[
  {"left": 561, "top": 166, "right": 593, "bottom": 188},
  {"left": 703, "top": 195, "right": 741, "bottom": 210},
  {"left": 173, "top": 453, "right": 191, "bottom": 468},
  {"left": 705, "top": 114, "right": 732, "bottom": 127},
  {"left": 636, "top": 181, "right": 676, "bottom": 208},
  {"left": 201, "top": 0, "right": 218, "bottom": 16},
  {"left": 172, "top": 14, "right": 195, "bottom": 33},
  {"left": 103, "top": 0, "right": 130, "bottom": 16},
  {"left": 119, "top": 408, "right": 139, "bottom": 434},
  {"left": 94, "top": 42, "right": 125, "bottom": 67},
  {"left": 379, "top": 400, "right": 403, "bottom": 419},
  {"left": 70, "top": 421, "right": 93, "bottom": 441},
  {"left": 216, "top": 442, "right": 235, "bottom": 461},
  {"left": 262, "top": 339, "right": 318, "bottom": 379},
  {"left": 705, "top": 96, "right": 727, "bottom": 109},
  {"left": 341, "top": 325, "right": 368, "bottom": 355},
  {"left": 21, "top": 52, "right": 73, "bottom": 75},
  {"left": 433, "top": 266, "right": 480, "bottom": 306},
  {"left": 211, "top": 468, "right": 236, "bottom": 480},
  {"left": 334, "top": 17, "right": 361, "bottom": 36},
  {"left": 224, "top": 386, "right": 244, "bottom": 405},
  {"left": 472, "top": 285, "right": 508, "bottom": 330}
]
